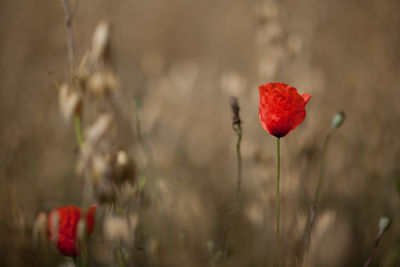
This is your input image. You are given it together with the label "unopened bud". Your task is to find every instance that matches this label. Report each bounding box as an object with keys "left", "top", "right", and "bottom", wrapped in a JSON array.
[
  {"left": 331, "top": 111, "right": 345, "bottom": 130},
  {"left": 378, "top": 216, "right": 391, "bottom": 234}
]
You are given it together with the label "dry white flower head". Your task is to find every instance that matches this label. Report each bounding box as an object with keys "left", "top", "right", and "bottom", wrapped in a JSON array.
[
  {"left": 58, "top": 83, "right": 82, "bottom": 122},
  {"left": 90, "top": 21, "right": 111, "bottom": 66},
  {"left": 87, "top": 70, "right": 118, "bottom": 99},
  {"left": 84, "top": 113, "right": 114, "bottom": 147}
]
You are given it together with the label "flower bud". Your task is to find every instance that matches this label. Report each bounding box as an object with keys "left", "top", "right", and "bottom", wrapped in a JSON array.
[
  {"left": 331, "top": 111, "right": 345, "bottom": 130},
  {"left": 378, "top": 216, "right": 391, "bottom": 234}
]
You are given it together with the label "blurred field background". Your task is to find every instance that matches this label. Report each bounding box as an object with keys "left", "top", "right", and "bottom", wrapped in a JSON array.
[{"left": 1, "top": 0, "right": 400, "bottom": 266}]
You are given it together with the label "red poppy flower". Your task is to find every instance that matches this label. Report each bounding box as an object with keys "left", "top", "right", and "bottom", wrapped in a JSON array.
[
  {"left": 47, "top": 204, "right": 96, "bottom": 257},
  {"left": 259, "top": 82, "right": 311, "bottom": 138}
]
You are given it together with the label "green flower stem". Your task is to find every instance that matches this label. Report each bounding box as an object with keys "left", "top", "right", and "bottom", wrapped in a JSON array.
[
  {"left": 74, "top": 113, "right": 84, "bottom": 148},
  {"left": 276, "top": 137, "right": 281, "bottom": 265}
]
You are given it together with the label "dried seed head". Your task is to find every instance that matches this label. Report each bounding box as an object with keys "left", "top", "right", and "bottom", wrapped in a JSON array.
[
  {"left": 90, "top": 21, "right": 111, "bottom": 65},
  {"left": 33, "top": 212, "right": 47, "bottom": 246},
  {"left": 87, "top": 70, "right": 118, "bottom": 99},
  {"left": 103, "top": 215, "right": 130, "bottom": 244},
  {"left": 114, "top": 150, "right": 135, "bottom": 184},
  {"left": 85, "top": 113, "right": 114, "bottom": 146},
  {"left": 58, "top": 84, "right": 82, "bottom": 122},
  {"left": 229, "top": 96, "right": 242, "bottom": 133}
]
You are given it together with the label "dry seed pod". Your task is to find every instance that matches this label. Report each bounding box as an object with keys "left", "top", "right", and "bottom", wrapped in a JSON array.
[
  {"left": 84, "top": 113, "right": 114, "bottom": 146},
  {"left": 114, "top": 150, "right": 135, "bottom": 184},
  {"left": 87, "top": 70, "right": 118, "bottom": 99},
  {"left": 58, "top": 84, "right": 82, "bottom": 122},
  {"left": 33, "top": 212, "right": 47, "bottom": 246},
  {"left": 103, "top": 215, "right": 131, "bottom": 244},
  {"left": 90, "top": 21, "right": 111, "bottom": 65}
]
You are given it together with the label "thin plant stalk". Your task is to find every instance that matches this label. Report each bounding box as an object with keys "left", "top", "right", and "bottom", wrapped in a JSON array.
[
  {"left": 235, "top": 124, "right": 243, "bottom": 207},
  {"left": 59, "top": 0, "right": 75, "bottom": 82},
  {"left": 363, "top": 232, "right": 384, "bottom": 267},
  {"left": 221, "top": 96, "right": 243, "bottom": 256},
  {"left": 276, "top": 137, "right": 281, "bottom": 265},
  {"left": 302, "top": 131, "right": 333, "bottom": 266}
]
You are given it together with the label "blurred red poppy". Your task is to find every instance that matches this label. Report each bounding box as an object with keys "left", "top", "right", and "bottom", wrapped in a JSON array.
[
  {"left": 259, "top": 82, "right": 311, "bottom": 138},
  {"left": 47, "top": 204, "right": 96, "bottom": 257}
]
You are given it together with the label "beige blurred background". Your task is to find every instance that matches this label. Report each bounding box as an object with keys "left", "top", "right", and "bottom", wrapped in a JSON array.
[{"left": 1, "top": 0, "right": 400, "bottom": 266}]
